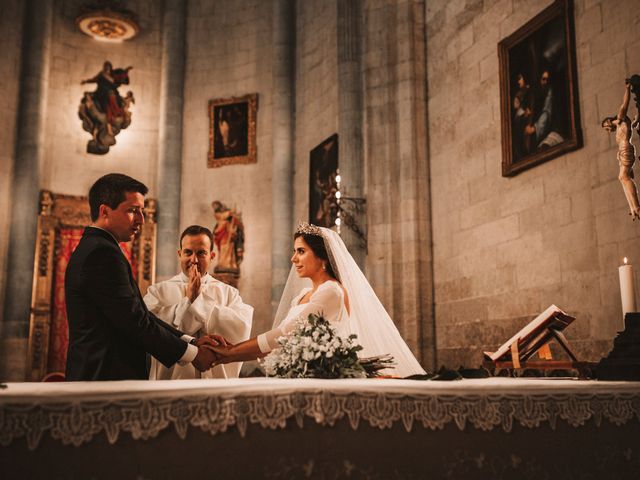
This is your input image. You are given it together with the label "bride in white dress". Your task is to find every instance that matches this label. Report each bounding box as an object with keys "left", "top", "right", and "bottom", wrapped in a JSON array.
[{"left": 211, "top": 222, "right": 425, "bottom": 377}]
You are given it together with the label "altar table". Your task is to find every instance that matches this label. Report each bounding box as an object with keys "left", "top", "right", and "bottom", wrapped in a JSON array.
[{"left": 1, "top": 378, "right": 640, "bottom": 479}]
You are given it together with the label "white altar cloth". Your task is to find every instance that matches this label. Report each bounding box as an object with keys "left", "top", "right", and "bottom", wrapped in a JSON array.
[
  {"left": 2, "top": 377, "right": 640, "bottom": 449},
  {"left": 5, "top": 376, "right": 640, "bottom": 399},
  {"left": 2, "top": 378, "right": 640, "bottom": 479}
]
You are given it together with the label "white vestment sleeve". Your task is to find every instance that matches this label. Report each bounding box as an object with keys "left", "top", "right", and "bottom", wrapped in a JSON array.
[
  {"left": 257, "top": 283, "right": 342, "bottom": 353},
  {"left": 200, "top": 287, "right": 253, "bottom": 379},
  {"left": 168, "top": 285, "right": 254, "bottom": 341},
  {"left": 144, "top": 284, "right": 200, "bottom": 334},
  {"left": 200, "top": 288, "right": 253, "bottom": 343}
]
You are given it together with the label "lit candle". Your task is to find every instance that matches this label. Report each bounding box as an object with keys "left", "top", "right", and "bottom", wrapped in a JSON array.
[{"left": 619, "top": 257, "right": 637, "bottom": 321}]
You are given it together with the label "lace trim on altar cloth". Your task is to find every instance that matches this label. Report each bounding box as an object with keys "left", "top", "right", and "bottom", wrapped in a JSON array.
[{"left": 2, "top": 390, "right": 640, "bottom": 450}]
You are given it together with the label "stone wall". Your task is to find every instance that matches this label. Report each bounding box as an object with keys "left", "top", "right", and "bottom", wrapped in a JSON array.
[
  {"left": 293, "top": 0, "right": 339, "bottom": 224},
  {"left": 43, "top": 0, "right": 164, "bottom": 197},
  {"left": 182, "top": 0, "right": 276, "bottom": 335},
  {"left": 4, "top": 0, "right": 632, "bottom": 378},
  {"left": 427, "top": 0, "right": 640, "bottom": 366},
  {"left": 0, "top": 0, "right": 166, "bottom": 380},
  {"left": 0, "top": 0, "right": 25, "bottom": 327},
  {"left": 293, "top": 0, "right": 433, "bottom": 366},
  {"left": 362, "top": 0, "right": 434, "bottom": 367}
]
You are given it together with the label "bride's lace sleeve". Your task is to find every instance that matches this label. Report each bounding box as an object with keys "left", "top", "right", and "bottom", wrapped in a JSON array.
[{"left": 256, "top": 282, "right": 343, "bottom": 353}]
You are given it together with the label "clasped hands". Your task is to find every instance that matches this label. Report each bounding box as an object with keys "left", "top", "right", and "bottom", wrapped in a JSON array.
[
  {"left": 190, "top": 335, "right": 238, "bottom": 372},
  {"left": 186, "top": 264, "right": 201, "bottom": 304}
]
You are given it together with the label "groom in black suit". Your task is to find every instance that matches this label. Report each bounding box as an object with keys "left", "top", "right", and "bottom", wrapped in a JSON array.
[{"left": 65, "top": 173, "right": 218, "bottom": 381}]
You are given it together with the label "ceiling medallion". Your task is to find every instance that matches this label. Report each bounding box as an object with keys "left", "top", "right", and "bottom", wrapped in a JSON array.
[{"left": 76, "top": 2, "right": 139, "bottom": 42}]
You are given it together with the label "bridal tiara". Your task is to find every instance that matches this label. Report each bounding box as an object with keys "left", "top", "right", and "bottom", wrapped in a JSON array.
[{"left": 295, "top": 222, "right": 323, "bottom": 237}]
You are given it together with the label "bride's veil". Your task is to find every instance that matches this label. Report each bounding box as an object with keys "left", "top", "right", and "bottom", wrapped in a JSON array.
[
  {"left": 273, "top": 225, "right": 426, "bottom": 377},
  {"left": 273, "top": 265, "right": 310, "bottom": 328}
]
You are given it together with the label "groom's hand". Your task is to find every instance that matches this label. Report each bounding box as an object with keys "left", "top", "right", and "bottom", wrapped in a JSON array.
[{"left": 191, "top": 344, "right": 218, "bottom": 372}]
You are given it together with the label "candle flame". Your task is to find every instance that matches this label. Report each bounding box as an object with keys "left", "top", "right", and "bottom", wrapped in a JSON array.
[{"left": 624, "top": 257, "right": 628, "bottom": 265}]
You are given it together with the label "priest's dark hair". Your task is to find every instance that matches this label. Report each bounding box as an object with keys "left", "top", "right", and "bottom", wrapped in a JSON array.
[
  {"left": 88, "top": 173, "right": 148, "bottom": 221},
  {"left": 180, "top": 225, "right": 214, "bottom": 249}
]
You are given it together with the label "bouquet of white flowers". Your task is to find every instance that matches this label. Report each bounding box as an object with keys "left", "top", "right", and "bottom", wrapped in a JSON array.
[{"left": 262, "top": 313, "right": 395, "bottom": 379}]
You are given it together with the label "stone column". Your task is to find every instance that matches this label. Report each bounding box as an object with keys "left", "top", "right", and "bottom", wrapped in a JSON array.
[
  {"left": 337, "top": 0, "right": 365, "bottom": 269},
  {"left": 270, "top": 0, "right": 295, "bottom": 315},
  {"left": 362, "top": 0, "right": 435, "bottom": 369},
  {"left": 1, "top": 0, "right": 52, "bottom": 375},
  {"left": 156, "top": 0, "right": 186, "bottom": 279}
]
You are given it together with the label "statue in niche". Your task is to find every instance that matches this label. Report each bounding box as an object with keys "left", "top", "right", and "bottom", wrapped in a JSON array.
[
  {"left": 78, "top": 61, "right": 134, "bottom": 155},
  {"left": 212, "top": 201, "right": 244, "bottom": 287},
  {"left": 601, "top": 78, "right": 640, "bottom": 220}
]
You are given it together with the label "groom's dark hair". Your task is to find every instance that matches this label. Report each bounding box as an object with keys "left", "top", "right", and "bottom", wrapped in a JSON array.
[
  {"left": 89, "top": 173, "right": 148, "bottom": 221},
  {"left": 294, "top": 232, "right": 337, "bottom": 280}
]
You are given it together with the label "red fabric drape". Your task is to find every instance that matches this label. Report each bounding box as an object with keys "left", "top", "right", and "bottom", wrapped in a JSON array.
[
  {"left": 47, "top": 228, "right": 136, "bottom": 376},
  {"left": 48, "top": 229, "right": 83, "bottom": 373},
  {"left": 119, "top": 241, "right": 137, "bottom": 279}
]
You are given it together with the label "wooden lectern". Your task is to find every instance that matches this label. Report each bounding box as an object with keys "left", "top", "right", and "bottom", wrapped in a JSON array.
[{"left": 483, "top": 305, "right": 594, "bottom": 377}]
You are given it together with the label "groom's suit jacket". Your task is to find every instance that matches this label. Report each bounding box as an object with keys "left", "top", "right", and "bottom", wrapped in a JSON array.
[{"left": 65, "top": 227, "right": 187, "bottom": 381}]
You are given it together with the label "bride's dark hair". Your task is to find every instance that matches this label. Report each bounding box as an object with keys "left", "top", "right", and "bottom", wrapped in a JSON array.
[{"left": 294, "top": 232, "right": 337, "bottom": 280}]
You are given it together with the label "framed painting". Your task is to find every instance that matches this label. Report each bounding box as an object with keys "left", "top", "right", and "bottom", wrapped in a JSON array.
[
  {"left": 498, "top": 0, "right": 582, "bottom": 177},
  {"left": 309, "top": 134, "right": 339, "bottom": 228},
  {"left": 208, "top": 93, "right": 258, "bottom": 168}
]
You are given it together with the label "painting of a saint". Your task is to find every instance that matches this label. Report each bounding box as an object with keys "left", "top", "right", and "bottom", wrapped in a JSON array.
[
  {"left": 499, "top": 0, "right": 581, "bottom": 176},
  {"left": 208, "top": 94, "right": 257, "bottom": 168},
  {"left": 309, "top": 134, "right": 338, "bottom": 228},
  {"left": 214, "top": 102, "right": 248, "bottom": 158}
]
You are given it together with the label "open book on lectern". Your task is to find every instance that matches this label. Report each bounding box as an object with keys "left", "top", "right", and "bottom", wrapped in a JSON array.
[{"left": 484, "top": 305, "right": 576, "bottom": 362}]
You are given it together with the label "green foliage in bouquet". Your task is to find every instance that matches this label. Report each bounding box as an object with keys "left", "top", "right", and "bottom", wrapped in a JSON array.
[{"left": 262, "top": 313, "right": 395, "bottom": 379}]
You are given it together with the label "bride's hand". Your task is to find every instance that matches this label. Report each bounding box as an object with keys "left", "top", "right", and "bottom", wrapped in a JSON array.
[
  {"left": 197, "top": 334, "right": 232, "bottom": 348},
  {"left": 207, "top": 344, "right": 237, "bottom": 365}
]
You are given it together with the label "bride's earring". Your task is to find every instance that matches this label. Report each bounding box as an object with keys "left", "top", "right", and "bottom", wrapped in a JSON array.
[{"left": 322, "top": 263, "right": 326, "bottom": 271}]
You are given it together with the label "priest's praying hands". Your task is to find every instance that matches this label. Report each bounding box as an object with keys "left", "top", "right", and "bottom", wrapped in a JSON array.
[{"left": 186, "top": 263, "right": 202, "bottom": 303}]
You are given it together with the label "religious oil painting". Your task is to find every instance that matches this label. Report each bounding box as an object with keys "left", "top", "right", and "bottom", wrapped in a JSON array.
[
  {"left": 309, "top": 134, "right": 339, "bottom": 228},
  {"left": 499, "top": 0, "right": 582, "bottom": 177},
  {"left": 208, "top": 93, "right": 258, "bottom": 168}
]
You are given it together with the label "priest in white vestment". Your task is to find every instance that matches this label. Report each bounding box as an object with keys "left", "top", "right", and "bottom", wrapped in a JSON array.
[{"left": 144, "top": 225, "right": 253, "bottom": 379}]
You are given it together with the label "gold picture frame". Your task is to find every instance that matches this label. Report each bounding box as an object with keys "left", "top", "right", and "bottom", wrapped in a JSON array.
[
  {"left": 498, "top": 0, "right": 582, "bottom": 177},
  {"left": 208, "top": 93, "right": 258, "bottom": 168}
]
